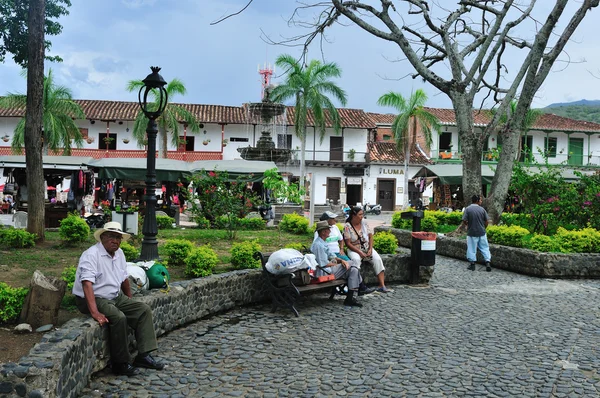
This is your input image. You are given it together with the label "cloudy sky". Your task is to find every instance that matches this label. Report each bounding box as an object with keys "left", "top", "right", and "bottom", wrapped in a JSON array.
[{"left": 1, "top": 0, "right": 599, "bottom": 112}]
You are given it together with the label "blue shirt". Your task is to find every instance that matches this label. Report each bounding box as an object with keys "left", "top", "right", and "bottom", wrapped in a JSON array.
[{"left": 310, "top": 236, "right": 336, "bottom": 276}]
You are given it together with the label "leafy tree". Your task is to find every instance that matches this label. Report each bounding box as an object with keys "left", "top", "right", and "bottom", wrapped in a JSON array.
[
  {"left": 253, "top": 1, "right": 599, "bottom": 223},
  {"left": 126, "top": 78, "right": 200, "bottom": 158},
  {"left": 377, "top": 89, "right": 440, "bottom": 208},
  {"left": 188, "top": 169, "right": 260, "bottom": 240},
  {"left": 0, "top": 0, "right": 70, "bottom": 66},
  {"left": 0, "top": 68, "right": 85, "bottom": 155},
  {"left": 270, "top": 54, "right": 348, "bottom": 200}
]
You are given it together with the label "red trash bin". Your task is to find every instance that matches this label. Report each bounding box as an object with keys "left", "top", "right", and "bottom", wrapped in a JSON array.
[{"left": 411, "top": 232, "right": 437, "bottom": 266}]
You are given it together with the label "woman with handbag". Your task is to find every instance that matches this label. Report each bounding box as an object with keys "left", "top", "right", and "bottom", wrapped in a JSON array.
[{"left": 344, "top": 206, "right": 390, "bottom": 293}]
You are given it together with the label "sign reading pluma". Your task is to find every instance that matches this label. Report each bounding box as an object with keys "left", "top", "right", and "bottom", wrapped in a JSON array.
[{"left": 137, "top": 66, "right": 168, "bottom": 260}]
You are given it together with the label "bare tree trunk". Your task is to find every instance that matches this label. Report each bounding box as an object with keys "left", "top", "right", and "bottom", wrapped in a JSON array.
[
  {"left": 299, "top": 129, "right": 306, "bottom": 208},
  {"left": 25, "top": 0, "right": 46, "bottom": 241},
  {"left": 453, "top": 94, "right": 480, "bottom": 208}
]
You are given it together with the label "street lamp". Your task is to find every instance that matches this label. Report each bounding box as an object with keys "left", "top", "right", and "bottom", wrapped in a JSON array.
[{"left": 137, "top": 66, "right": 168, "bottom": 260}]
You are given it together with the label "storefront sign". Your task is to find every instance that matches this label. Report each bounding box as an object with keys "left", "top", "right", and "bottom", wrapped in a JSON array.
[
  {"left": 379, "top": 168, "right": 404, "bottom": 175},
  {"left": 347, "top": 177, "right": 362, "bottom": 185}
]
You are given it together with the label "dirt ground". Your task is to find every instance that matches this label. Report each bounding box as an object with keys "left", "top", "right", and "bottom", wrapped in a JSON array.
[{"left": 0, "top": 309, "right": 81, "bottom": 364}]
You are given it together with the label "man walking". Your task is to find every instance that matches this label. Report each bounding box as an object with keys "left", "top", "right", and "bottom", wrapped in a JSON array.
[{"left": 461, "top": 195, "right": 492, "bottom": 272}]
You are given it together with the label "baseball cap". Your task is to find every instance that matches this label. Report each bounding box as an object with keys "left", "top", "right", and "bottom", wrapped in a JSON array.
[{"left": 319, "top": 211, "right": 338, "bottom": 221}]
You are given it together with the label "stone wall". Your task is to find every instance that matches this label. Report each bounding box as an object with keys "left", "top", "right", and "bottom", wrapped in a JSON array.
[
  {"left": 0, "top": 253, "right": 417, "bottom": 398},
  {"left": 377, "top": 226, "right": 600, "bottom": 278}
]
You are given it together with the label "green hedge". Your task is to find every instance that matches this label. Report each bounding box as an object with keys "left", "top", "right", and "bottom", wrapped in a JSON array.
[
  {"left": 279, "top": 213, "right": 309, "bottom": 235},
  {"left": 487, "top": 225, "right": 530, "bottom": 248}
]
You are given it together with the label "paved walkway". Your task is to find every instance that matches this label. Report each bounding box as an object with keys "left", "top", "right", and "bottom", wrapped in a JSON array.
[{"left": 79, "top": 255, "right": 600, "bottom": 397}]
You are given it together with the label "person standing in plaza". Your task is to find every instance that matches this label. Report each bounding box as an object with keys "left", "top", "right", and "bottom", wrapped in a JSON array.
[
  {"left": 72, "top": 222, "right": 165, "bottom": 376},
  {"left": 461, "top": 194, "right": 492, "bottom": 272}
]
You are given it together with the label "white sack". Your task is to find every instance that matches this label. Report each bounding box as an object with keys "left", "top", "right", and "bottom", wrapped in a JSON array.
[
  {"left": 127, "top": 264, "right": 149, "bottom": 292},
  {"left": 265, "top": 248, "right": 308, "bottom": 275}
]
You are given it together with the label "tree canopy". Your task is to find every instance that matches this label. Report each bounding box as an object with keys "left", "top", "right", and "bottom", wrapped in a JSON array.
[{"left": 0, "top": 0, "right": 71, "bottom": 67}]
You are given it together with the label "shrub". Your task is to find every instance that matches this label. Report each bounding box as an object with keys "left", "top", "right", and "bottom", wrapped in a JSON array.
[
  {"left": 163, "top": 239, "right": 194, "bottom": 266},
  {"left": 185, "top": 245, "right": 218, "bottom": 277},
  {"left": 0, "top": 228, "right": 36, "bottom": 248},
  {"left": 554, "top": 227, "right": 600, "bottom": 253},
  {"left": 279, "top": 213, "right": 309, "bottom": 235},
  {"left": 527, "top": 234, "right": 562, "bottom": 253},
  {"left": 193, "top": 216, "right": 210, "bottom": 229},
  {"left": 213, "top": 214, "right": 242, "bottom": 230},
  {"left": 61, "top": 266, "right": 78, "bottom": 308},
  {"left": 0, "top": 282, "right": 28, "bottom": 323},
  {"left": 58, "top": 213, "right": 90, "bottom": 244},
  {"left": 373, "top": 231, "right": 398, "bottom": 254},
  {"left": 230, "top": 240, "right": 262, "bottom": 269},
  {"left": 421, "top": 213, "right": 439, "bottom": 232},
  {"left": 486, "top": 225, "right": 530, "bottom": 248},
  {"left": 61, "top": 266, "right": 77, "bottom": 291},
  {"left": 444, "top": 212, "right": 464, "bottom": 226},
  {"left": 391, "top": 212, "right": 411, "bottom": 229},
  {"left": 239, "top": 217, "right": 266, "bottom": 230},
  {"left": 120, "top": 241, "right": 139, "bottom": 262},
  {"left": 156, "top": 215, "right": 175, "bottom": 230}
]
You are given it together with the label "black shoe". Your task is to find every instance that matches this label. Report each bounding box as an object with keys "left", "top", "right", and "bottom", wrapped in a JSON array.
[
  {"left": 467, "top": 263, "right": 475, "bottom": 271},
  {"left": 344, "top": 297, "right": 363, "bottom": 307},
  {"left": 134, "top": 354, "right": 165, "bottom": 370},
  {"left": 485, "top": 262, "right": 492, "bottom": 272},
  {"left": 358, "top": 286, "right": 376, "bottom": 296},
  {"left": 112, "top": 362, "right": 140, "bottom": 376}
]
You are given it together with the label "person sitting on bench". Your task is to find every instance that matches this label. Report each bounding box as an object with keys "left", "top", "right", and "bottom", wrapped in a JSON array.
[
  {"left": 311, "top": 220, "right": 363, "bottom": 307},
  {"left": 344, "top": 206, "right": 390, "bottom": 293}
]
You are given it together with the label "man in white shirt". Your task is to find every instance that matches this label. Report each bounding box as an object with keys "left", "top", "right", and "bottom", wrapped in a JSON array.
[{"left": 73, "top": 222, "right": 164, "bottom": 376}]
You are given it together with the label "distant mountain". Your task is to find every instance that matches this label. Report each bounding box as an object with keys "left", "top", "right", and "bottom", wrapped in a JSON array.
[
  {"left": 545, "top": 99, "right": 600, "bottom": 108},
  {"left": 539, "top": 99, "right": 600, "bottom": 124}
]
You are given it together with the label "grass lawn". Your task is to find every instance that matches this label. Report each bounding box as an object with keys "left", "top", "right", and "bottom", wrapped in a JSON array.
[{"left": 2, "top": 228, "right": 314, "bottom": 289}]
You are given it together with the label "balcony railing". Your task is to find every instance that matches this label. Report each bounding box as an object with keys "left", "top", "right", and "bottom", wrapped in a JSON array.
[
  {"left": 288, "top": 149, "right": 369, "bottom": 163},
  {"left": 0, "top": 147, "right": 223, "bottom": 161},
  {"left": 432, "top": 149, "right": 600, "bottom": 166}
]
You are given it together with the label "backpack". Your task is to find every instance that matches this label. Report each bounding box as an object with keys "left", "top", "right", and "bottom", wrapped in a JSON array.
[{"left": 145, "top": 263, "right": 170, "bottom": 289}]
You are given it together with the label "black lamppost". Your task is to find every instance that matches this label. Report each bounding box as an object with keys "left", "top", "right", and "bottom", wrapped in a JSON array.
[{"left": 138, "top": 66, "right": 168, "bottom": 260}]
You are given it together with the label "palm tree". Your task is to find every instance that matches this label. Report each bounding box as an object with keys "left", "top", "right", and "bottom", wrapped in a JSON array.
[
  {"left": 377, "top": 89, "right": 440, "bottom": 208},
  {"left": 0, "top": 68, "right": 85, "bottom": 155},
  {"left": 126, "top": 78, "right": 200, "bottom": 158},
  {"left": 270, "top": 54, "right": 348, "bottom": 200}
]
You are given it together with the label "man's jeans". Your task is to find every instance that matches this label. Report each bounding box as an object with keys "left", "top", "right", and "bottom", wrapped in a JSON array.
[{"left": 466, "top": 235, "right": 492, "bottom": 263}]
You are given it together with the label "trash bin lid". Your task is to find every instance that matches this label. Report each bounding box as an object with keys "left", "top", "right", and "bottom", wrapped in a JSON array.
[{"left": 411, "top": 231, "right": 437, "bottom": 240}]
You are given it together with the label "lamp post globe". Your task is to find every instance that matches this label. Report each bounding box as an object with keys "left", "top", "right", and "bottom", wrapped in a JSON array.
[{"left": 137, "top": 66, "right": 168, "bottom": 261}]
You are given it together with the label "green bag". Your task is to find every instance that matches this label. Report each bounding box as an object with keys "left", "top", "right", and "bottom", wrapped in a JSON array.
[{"left": 145, "top": 263, "right": 170, "bottom": 289}]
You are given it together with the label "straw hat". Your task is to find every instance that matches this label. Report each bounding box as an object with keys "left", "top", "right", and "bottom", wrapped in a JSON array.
[
  {"left": 93, "top": 221, "right": 131, "bottom": 242},
  {"left": 315, "top": 220, "right": 331, "bottom": 232}
]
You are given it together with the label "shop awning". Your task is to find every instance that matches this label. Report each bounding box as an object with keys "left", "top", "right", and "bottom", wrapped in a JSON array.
[
  {"left": 0, "top": 155, "right": 94, "bottom": 171},
  {"left": 87, "top": 158, "right": 278, "bottom": 182},
  {"left": 87, "top": 158, "right": 195, "bottom": 181},
  {"left": 414, "top": 163, "right": 596, "bottom": 185},
  {"left": 414, "top": 164, "right": 496, "bottom": 185}
]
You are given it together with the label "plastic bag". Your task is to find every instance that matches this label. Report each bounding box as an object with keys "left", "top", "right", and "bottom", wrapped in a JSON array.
[
  {"left": 266, "top": 248, "right": 308, "bottom": 275},
  {"left": 145, "top": 263, "right": 170, "bottom": 289},
  {"left": 126, "top": 264, "right": 149, "bottom": 292}
]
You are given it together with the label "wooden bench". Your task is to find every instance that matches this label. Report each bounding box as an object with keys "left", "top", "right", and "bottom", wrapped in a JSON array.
[{"left": 255, "top": 251, "right": 347, "bottom": 317}]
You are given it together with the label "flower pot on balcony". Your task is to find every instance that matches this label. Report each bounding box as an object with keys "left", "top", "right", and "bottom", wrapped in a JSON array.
[
  {"left": 440, "top": 152, "right": 452, "bottom": 159},
  {"left": 122, "top": 139, "right": 130, "bottom": 144}
]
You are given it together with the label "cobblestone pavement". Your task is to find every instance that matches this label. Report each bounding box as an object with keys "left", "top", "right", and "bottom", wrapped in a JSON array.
[{"left": 80, "top": 256, "right": 600, "bottom": 397}]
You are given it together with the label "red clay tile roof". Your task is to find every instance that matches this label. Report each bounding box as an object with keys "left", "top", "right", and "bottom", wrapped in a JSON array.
[
  {"left": 284, "top": 107, "right": 375, "bottom": 129},
  {"left": 367, "top": 112, "right": 396, "bottom": 125},
  {"left": 2, "top": 98, "right": 600, "bottom": 133},
  {"left": 532, "top": 113, "right": 600, "bottom": 133},
  {"left": 368, "top": 142, "right": 431, "bottom": 165},
  {"left": 369, "top": 108, "right": 600, "bottom": 133}
]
